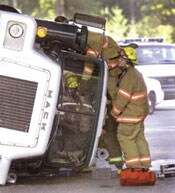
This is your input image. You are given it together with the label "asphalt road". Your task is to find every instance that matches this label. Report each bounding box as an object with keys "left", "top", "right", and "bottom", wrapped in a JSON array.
[
  {"left": 1, "top": 171, "right": 175, "bottom": 193},
  {"left": 145, "top": 108, "right": 175, "bottom": 161},
  {"left": 0, "top": 103, "right": 175, "bottom": 193}
]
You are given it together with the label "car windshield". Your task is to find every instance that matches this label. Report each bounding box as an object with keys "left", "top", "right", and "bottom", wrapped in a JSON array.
[{"left": 136, "top": 45, "right": 175, "bottom": 65}]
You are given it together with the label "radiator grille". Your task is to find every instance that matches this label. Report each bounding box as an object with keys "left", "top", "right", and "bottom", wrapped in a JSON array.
[{"left": 0, "top": 75, "right": 38, "bottom": 132}]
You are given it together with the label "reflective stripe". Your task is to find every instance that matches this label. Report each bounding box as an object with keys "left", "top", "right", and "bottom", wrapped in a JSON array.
[
  {"left": 116, "top": 116, "right": 145, "bottom": 123},
  {"left": 140, "top": 157, "right": 151, "bottom": 162},
  {"left": 86, "top": 49, "right": 99, "bottom": 57},
  {"left": 126, "top": 157, "right": 151, "bottom": 165},
  {"left": 125, "top": 157, "right": 140, "bottom": 165},
  {"left": 82, "top": 76, "right": 90, "bottom": 81},
  {"left": 109, "top": 156, "right": 123, "bottom": 163},
  {"left": 118, "top": 89, "right": 147, "bottom": 101},
  {"left": 83, "top": 66, "right": 94, "bottom": 75},
  {"left": 103, "top": 36, "right": 109, "bottom": 48},
  {"left": 107, "top": 60, "right": 118, "bottom": 69},
  {"left": 112, "top": 105, "right": 121, "bottom": 115},
  {"left": 118, "top": 89, "right": 131, "bottom": 99},
  {"left": 131, "top": 91, "right": 147, "bottom": 100}
]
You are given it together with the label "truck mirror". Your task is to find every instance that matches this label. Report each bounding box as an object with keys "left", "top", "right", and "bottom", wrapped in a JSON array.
[{"left": 73, "top": 12, "right": 106, "bottom": 30}]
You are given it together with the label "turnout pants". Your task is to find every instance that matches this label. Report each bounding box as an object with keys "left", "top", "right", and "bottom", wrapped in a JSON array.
[
  {"left": 102, "top": 104, "right": 123, "bottom": 168},
  {"left": 117, "top": 122, "right": 151, "bottom": 168}
]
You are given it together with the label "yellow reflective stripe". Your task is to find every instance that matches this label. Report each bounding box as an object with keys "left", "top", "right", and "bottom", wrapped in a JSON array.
[
  {"left": 82, "top": 76, "right": 90, "bottom": 81},
  {"left": 109, "top": 156, "right": 123, "bottom": 163},
  {"left": 117, "top": 116, "right": 145, "bottom": 123},
  {"left": 86, "top": 49, "right": 99, "bottom": 57},
  {"left": 83, "top": 66, "right": 94, "bottom": 75},
  {"left": 118, "top": 89, "right": 147, "bottom": 101},
  {"left": 107, "top": 60, "right": 118, "bottom": 69},
  {"left": 112, "top": 105, "right": 121, "bottom": 115},
  {"left": 140, "top": 157, "right": 151, "bottom": 162},
  {"left": 131, "top": 91, "right": 147, "bottom": 100},
  {"left": 118, "top": 89, "right": 131, "bottom": 99},
  {"left": 102, "top": 36, "right": 109, "bottom": 48},
  {"left": 125, "top": 157, "right": 140, "bottom": 165}
]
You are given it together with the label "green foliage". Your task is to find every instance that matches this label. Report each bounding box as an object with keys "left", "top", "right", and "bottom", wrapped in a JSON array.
[
  {"left": 102, "top": 6, "right": 128, "bottom": 41},
  {"left": 0, "top": 0, "right": 39, "bottom": 15},
  {"left": 136, "top": 1, "right": 175, "bottom": 42},
  {"left": 0, "top": 0, "right": 174, "bottom": 42},
  {"left": 134, "top": 15, "right": 174, "bottom": 42},
  {"left": 63, "top": 0, "right": 101, "bottom": 19},
  {"left": 16, "top": 1, "right": 39, "bottom": 15},
  {"left": 32, "top": 0, "right": 56, "bottom": 19}
]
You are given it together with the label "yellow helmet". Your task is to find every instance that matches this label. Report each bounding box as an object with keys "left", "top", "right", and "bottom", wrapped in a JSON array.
[
  {"left": 64, "top": 71, "right": 78, "bottom": 88},
  {"left": 123, "top": 47, "right": 137, "bottom": 64}
]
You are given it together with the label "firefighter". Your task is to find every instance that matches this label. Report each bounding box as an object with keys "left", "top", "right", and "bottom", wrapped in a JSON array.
[
  {"left": 110, "top": 46, "right": 152, "bottom": 169},
  {"left": 63, "top": 71, "right": 80, "bottom": 103},
  {"left": 64, "top": 71, "right": 79, "bottom": 89},
  {"left": 81, "top": 31, "right": 121, "bottom": 81},
  {"left": 80, "top": 32, "right": 124, "bottom": 169}
]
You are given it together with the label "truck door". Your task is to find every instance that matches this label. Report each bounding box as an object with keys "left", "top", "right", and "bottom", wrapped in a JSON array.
[{"left": 46, "top": 51, "right": 108, "bottom": 170}]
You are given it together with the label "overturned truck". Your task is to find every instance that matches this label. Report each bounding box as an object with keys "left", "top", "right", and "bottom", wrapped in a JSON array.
[{"left": 0, "top": 7, "right": 108, "bottom": 185}]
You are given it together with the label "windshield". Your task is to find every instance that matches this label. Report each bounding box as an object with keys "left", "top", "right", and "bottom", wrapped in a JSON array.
[
  {"left": 47, "top": 52, "right": 106, "bottom": 167},
  {"left": 136, "top": 45, "right": 175, "bottom": 65}
]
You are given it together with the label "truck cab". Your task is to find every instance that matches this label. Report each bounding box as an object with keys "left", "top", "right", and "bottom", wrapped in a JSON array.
[{"left": 0, "top": 9, "right": 107, "bottom": 185}]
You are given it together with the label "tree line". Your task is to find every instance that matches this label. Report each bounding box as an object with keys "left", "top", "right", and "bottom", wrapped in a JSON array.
[{"left": 0, "top": 0, "right": 175, "bottom": 42}]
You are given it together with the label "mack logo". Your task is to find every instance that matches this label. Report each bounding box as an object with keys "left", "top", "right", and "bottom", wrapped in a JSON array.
[
  {"left": 45, "top": 101, "right": 50, "bottom": 108},
  {"left": 48, "top": 90, "right": 53, "bottom": 98},
  {"left": 41, "top": 90, "right": 53, "bottom": 131}
]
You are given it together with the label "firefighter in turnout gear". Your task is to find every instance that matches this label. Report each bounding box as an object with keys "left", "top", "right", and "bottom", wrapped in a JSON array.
[
  {"left": 63, "top": 71, "right": 80, "bottom": 103},
  {"left": 80, "top": 32, "right": 124, "bottom": 169},
  {"left": 81, "top": 31, "right": 121, "bottom": 81},
  {"left": 110, "top": 46, "right": 152, "bottom": 168}
]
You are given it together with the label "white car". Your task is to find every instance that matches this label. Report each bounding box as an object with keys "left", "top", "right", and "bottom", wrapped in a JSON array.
[
  {"left": 136, "top": 42, "right": 175, "bottom": 101},
  {"left": 121, "top": 38, "right": 175, "bottom": 101},
  {"left": 144, "top": 77, "right": 164, "bottom": 114}
]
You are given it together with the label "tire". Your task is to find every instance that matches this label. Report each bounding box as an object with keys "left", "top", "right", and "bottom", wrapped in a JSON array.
[{"left": 148, "top": 92, "right": 156, "bottom": 115}]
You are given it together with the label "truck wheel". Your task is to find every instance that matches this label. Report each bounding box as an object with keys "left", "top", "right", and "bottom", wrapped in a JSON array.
[{"left": 148, "top": 92, "right": 156, "bottom": 115}]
